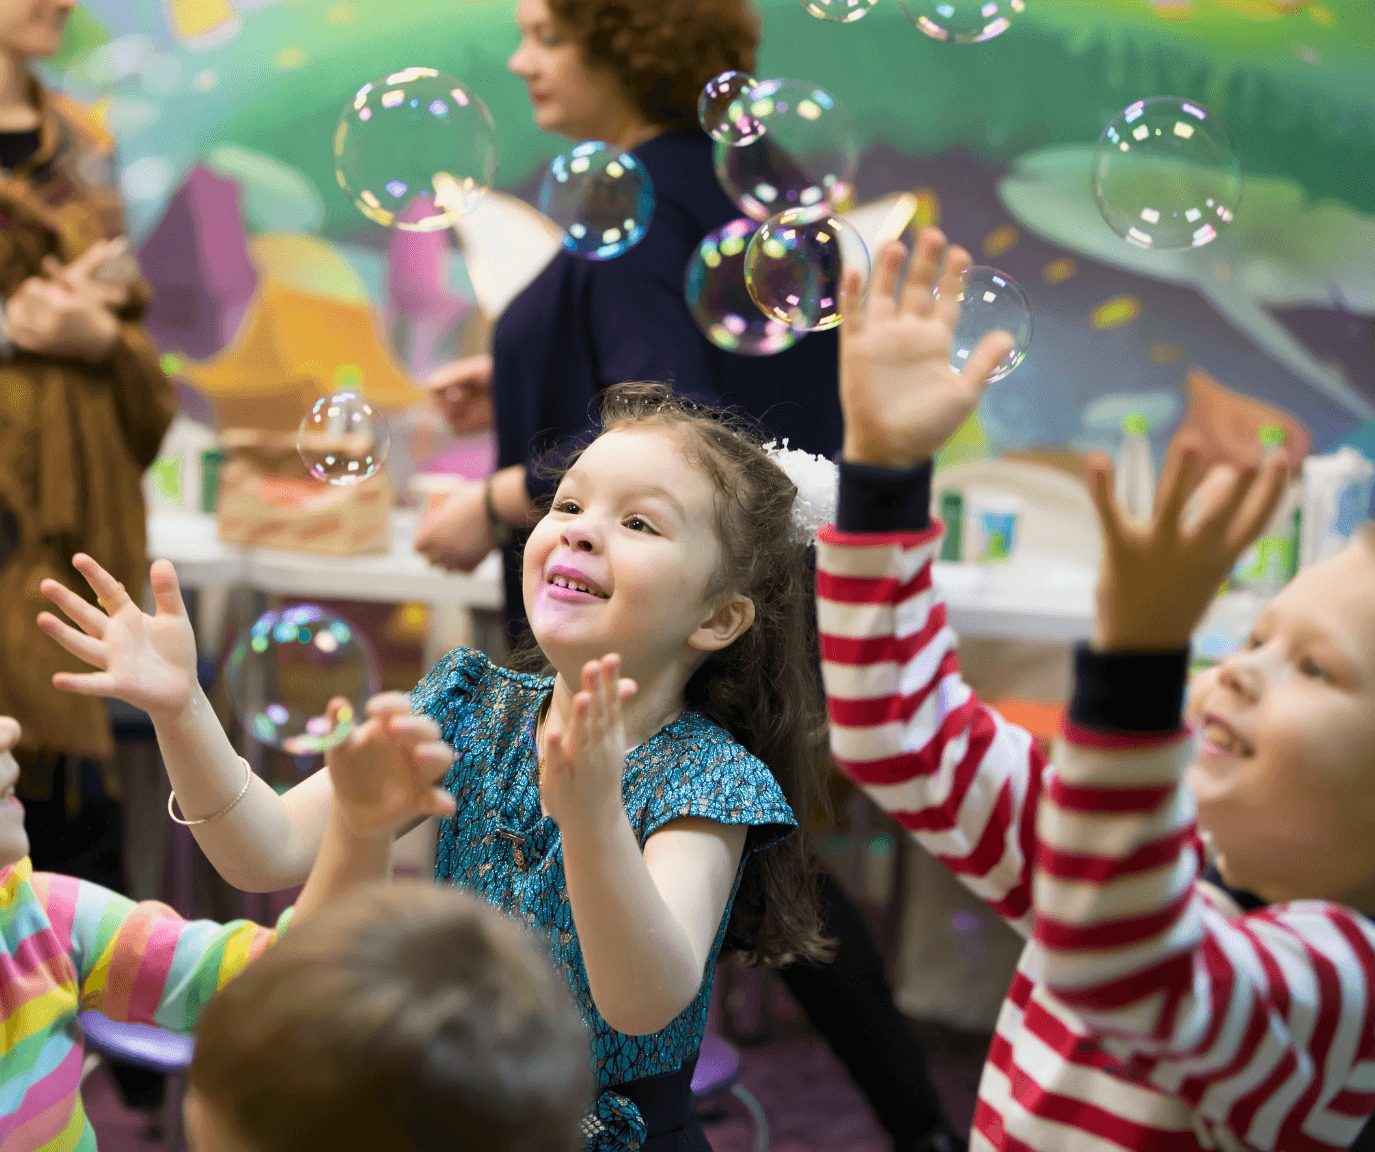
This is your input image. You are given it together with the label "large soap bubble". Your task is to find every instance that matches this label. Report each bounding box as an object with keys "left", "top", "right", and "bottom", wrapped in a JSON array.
[
  {"left": 939, "top": 266, "right": 1032, "bottom": 383},
  {"left": 225, "top": 606, "right": 378, "bottom": 755},
  {"left": 1093, "top": 97, "right": 1241, "bottom": 250},
  {"left": 714, "top": 79, "right": 858, "bottom": 221},
  {"left": 685, "top": 218, "right": 802, "bottom": 356},
  {"left": 698, "top": 71, "right": 764, "bottom": 147},
  {"left": 539, "top": 142, "right": 655, "bottom": 260},
  {"left": 744, "top": 208, "right": 870, "bottom": 332},
  {"left": 334, "top": 67, "right": 497, "bottom": 231},
  {"left": 297, "top": 391, "right": 391, "bottom": 485},
  {"left": 898, "top": 0, "right": 1025, "bottom": 42}
]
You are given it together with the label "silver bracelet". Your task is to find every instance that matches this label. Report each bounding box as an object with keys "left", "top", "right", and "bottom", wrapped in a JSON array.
[{"left": 168, "top": 756, "right": 254, "bottom": 826}]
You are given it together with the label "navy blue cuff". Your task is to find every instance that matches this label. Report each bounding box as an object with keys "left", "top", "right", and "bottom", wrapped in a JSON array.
[
  {"left": 1069, "top": 644, "right": 1190, "bottom": 734},
  {"left": 836, "top": 460, "right": 933, "bottom": 534}
]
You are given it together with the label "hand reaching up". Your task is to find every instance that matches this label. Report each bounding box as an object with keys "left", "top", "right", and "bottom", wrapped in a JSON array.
[
  {"left": 1088, "top": 437, "right": 1288, "bottom": 652},
  {"left": 325, "top": 692, "right": 456, "bottom": 840},
  {"left": 838, "top": 228, "right": 1015, "bottom": 469},
  {"left": 539, "top": 655, "right": 638, "bottom": 833},
  {"left": 37, "top": 556, "right": 199, "bottom": 721}
]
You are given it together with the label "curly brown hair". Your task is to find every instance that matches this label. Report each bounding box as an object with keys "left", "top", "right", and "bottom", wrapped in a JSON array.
[
  {"left": 516, "top": 382, "right": 836, "bottom": 969},
  {"left": 547, "top": 0, "right": 761, "bottom": 129}
]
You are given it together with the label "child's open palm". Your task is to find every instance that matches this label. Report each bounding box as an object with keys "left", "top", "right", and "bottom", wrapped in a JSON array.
[
  {"left": 325, "top": 693, "right": 456, "bottom": 840},
  {"left": 1088, "top": 438, "right": 1289, "bottom": 652},
  {"left": 540, "top": 655, "right": 638, "bottom": 832},
  {"left": 37, "top": 555, "right": 199, "bottom": 721},
  {"left": 839, "top": 228, "right": 1016, "bottom": 468}
]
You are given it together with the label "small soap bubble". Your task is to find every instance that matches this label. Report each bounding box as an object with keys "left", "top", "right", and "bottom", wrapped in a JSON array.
[
  {"left": 685, "top": 218, "right": 802, "bottom": 356},
  {"left": 715, "top": 79, "right": 857, "bottom": 220},
  {"left": 297, "top": 391, "right": 391, "bottom": 485},
  {"left": 333, "top": 67, "right": 497, "bottom": 231},
  {"left": 1093, "top": 97, "right": 1241, "bottom": 251},
  {"left": 225, "top": 606, "right": 377, "bottom": 755},
  {"left": 938, "top": 266, "right": 1032, "bottom": 383},
  {"left": 898, "top": 0, "right": 1025, "bottom": 42},
  {"left": 698, "top": 71, "right": 764, "bottom": 147},
  {"left": 743, "top": 208, "right": 870, "bottom": 333},
  {"left": 539, "top": 142, "right": 655, "bottom": 260},
  {"left": 800, "top": 0, "right": 880, "bottom": 22}
]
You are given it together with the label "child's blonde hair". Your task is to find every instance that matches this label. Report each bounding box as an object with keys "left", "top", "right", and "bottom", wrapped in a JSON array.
[
  {"left": 522, "top": 381, "right": 835, "bottom": 967},
  {"left": 190, "top": 883, "right": 592, "bottom": 1152}
]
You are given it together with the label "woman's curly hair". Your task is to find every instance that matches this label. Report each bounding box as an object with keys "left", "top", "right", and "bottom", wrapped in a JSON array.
[{"left": 548, "top": 0, "right": 761, "bottom": 129}]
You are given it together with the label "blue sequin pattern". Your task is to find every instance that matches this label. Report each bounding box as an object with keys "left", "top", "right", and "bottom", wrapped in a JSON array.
[{"left": 410, "top": 648, "right": 795, "bottom": 1148}]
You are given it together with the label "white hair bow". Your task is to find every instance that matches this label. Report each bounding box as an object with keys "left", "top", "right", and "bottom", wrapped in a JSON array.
[{"left": 762, "top": 440, "right": 839, "bottom": 545}]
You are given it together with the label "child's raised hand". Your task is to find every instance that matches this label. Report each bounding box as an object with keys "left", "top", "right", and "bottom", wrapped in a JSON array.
[
  {"left": 325, "top": 692, "right": 456, "bottom": 841},
  {"left": 838, "top": 228, "right": 1016, "bottom": 469},
  {"left": 1088, "top": 437, "right": 1289, "bottom": 652},
  {"left": 37, "top": 556, "right": 199, "bottom": 721},
  {"left": 540, "top": 655, "right": 638, "bottom": 832}
]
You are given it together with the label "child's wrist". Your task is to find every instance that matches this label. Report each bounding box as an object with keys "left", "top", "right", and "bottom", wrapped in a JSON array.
[{"left": 841, "top": 430, "right": 931, "bottom": 470}]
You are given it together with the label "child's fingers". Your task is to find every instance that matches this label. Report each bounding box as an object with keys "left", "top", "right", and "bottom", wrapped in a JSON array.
[
  {"left": 900, "top": 228, "right": 947, "bottom": 315},
  {"left": 930, "top": 244, "right": 972, "bottom": 330},
  {"left": 1152, "top": 439, "right": 1201, "bottom": 535},
  {"left": 838, "top": 266, "right": 868, "bottom": 340},
  {"left": 1225, "top": 455, "right": 1288, "bottom": 555},
  {"left": 1085, "top": 453, "right": 1127, "bottom": 545},
  {"left": 36, "top": 612, "right": 108, "bottom": 668},
  {"left": 365, "top": 691, "right": 413, "bottom": 719},
  {"left": 385, "top": 716, "right": 441, "bottom": 748},
  {"left": 960, "top": 330, "right": 1015, "bottom": 394},
  {"left": 870, "top": 241, "right": 906, "bottom": 313},
  {"left": 147, "top": 560, "right": 189, "bottom": 619},
  {"left": 51, "top": 670, "right": 118, "bottom": 697},
  {"left": 38, "top": 578, "right": 107, "bottom": 637},
  {"left": 427, "top": 787, "right": 457, "bottom": 819},
  {"left": 619, "top": 678, "right": 638, "bottom": 701},
  {"left": 72, "top": 553, "right": 131, "bottom": 615}
]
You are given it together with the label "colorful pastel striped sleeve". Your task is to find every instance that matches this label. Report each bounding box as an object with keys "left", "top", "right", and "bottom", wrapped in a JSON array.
[
  {"left": 28, "top": 872, "right": 287, "bottom": 1034},
  {"left": 816, "top": 461, "right": 1047, "bottom": 936},
  {"left": 1029, "top": 648, "right": 1375, "bottom": 1150}
]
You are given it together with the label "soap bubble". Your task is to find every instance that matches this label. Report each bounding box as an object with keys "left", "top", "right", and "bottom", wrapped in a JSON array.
[
  {"left": 698, "top": 71, "right": 764, "bottom": 147},
  {"left": 800, "top": 0, "right": 879, "bottom": 22},
  {"left": 333, "top": 67, "right": 497, "bottom": 231},
  {"left": 744, "top": 208, "right": 870, "bottom": 333},
  {"left": 225, "top": 606, "right": 378, "bottom": 756},
  {"left": 1093, "top": 97, "right": 1241, "bottom": 251},
  {"left": 297, "top": 391, "right": 391, "bottom": 485},
  {"left": 539, "top": 142, "right": 655, "bottom": 260},
  {"left": 898, "top": 0, "right": 1025, "bottom": 42},
  {"left": 685, "top": 218, "right": 802, "bottom": 356},
  {"left": 939, "top": 266, "right": 1032, "bottom": 383},
  {"left": 715, "top": 79, "right": 857, "bottom": 220}
]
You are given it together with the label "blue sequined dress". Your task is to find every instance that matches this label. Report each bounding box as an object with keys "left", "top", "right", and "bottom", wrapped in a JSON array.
[{"left": 410, "top": 648, "right": 796, "bottom": 1152}]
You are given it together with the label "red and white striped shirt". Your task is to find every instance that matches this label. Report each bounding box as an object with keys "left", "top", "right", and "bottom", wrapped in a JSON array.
[{"left": 817, "top": 521, "right": 1375, "bottom": 1152}]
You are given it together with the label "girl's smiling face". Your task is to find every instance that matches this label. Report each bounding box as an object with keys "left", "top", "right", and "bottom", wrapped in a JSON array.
[
  {"left": 523, "top": 425, "right": 750, "bottom": 685},
  {"left": 1185, "top": 537, "right": 1375, "bottom": 909}
]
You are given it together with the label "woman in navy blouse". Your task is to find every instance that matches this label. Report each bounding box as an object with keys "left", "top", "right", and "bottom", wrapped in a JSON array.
[{"left": 417, "top": 3, "right": 963, "bottom": 1149}]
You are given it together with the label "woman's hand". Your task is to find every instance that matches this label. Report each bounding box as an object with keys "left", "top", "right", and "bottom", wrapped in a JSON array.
[
  {"left": 414, "top": 479, "right": 492, "bottom": 571},
  {"left": 425, "top": 355, "right": 494, "bottom": 437},
  {"left": 838, "top": 228, "right": 1015, "bottom": 469},
  {"left": 6, "top": 274, "right": 119, "bottom": 363},
  {"left": 1087, "top": 437, "right": 1288, "bottom": 652},
  {"left": 41, "top": 238, "right": 138, "bottom": 313},
  {"left": 540, "top": 655, "right": 638, "bottom": 834},
  {"left": 324, "top": 693, "right": 456, "bottom": 841},
  {"left": 37, "top": 555, "right": 200, "bottom": 721}
]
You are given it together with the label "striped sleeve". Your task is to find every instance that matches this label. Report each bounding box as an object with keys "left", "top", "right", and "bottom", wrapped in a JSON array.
[
  {"left": 816, "top": 523, "right": 1045, "bottom": 935},
  {"left": 1031, "top": 717, "right": 1375, "bottom": 1151},
  {"left": 33, "top": 874, "right": 287, "bottom": 1035}
]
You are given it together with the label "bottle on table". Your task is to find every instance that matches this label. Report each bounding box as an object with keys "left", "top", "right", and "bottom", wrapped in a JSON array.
[
  {"left": 1232, "top": 423, "right": 1301, "bottom": 595},
  {"left": 1114, "top": 413, "right": 1155, "bottom": 524}
]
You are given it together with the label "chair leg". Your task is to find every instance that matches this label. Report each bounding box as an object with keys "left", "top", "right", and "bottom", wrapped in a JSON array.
[
  {"left": 164, "top": 1071, "right": 187, "bottom": 1152},
  {"left": 730, "top": 1084, "right": 769, "bottom": 1152}
]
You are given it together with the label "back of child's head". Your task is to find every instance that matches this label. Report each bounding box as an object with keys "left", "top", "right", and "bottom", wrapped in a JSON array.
[
  {"left": 188, "top": 882, "right": 592, "bottom": 1152},
  {"left": 524, "top": 382, "right": 835, "bottom": 968}
]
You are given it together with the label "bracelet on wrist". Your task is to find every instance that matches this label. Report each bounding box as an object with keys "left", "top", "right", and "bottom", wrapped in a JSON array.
[
  {"left": 484, "top": 476, "right": 516, "bottom": 549},
  {"left": 168, "top": 757, "right": 254, "bottom": 826}
]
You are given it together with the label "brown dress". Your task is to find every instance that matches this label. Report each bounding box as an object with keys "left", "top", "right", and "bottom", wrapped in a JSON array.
[{"left": 0, "top": 79, "right": 176, "bottom": 766}]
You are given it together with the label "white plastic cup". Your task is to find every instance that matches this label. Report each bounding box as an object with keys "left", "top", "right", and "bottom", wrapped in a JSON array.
[
  {"left": 1300, "top": 447, "right": 1375, "bottom": 570},
  {"left": 966, "top": 489, "right": 1021, "bottom": 564}
]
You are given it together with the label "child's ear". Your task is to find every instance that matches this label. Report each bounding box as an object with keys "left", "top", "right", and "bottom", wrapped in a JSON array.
[{"left": 688, "top": 595, "right": 755, "bottom": 653}]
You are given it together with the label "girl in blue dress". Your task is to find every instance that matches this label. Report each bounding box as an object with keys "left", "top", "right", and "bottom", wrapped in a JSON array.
[{"left": 39, "top": 382, "right": 836, "bottom": 1152}]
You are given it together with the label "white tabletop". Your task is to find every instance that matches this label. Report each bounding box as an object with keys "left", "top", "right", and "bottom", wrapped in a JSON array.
[
  {"left": 147, "top": 509, "right": 504, "bottom": 609},
  {"left": 148, "top": 510, "right": 1104, "bottom": 640}
]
